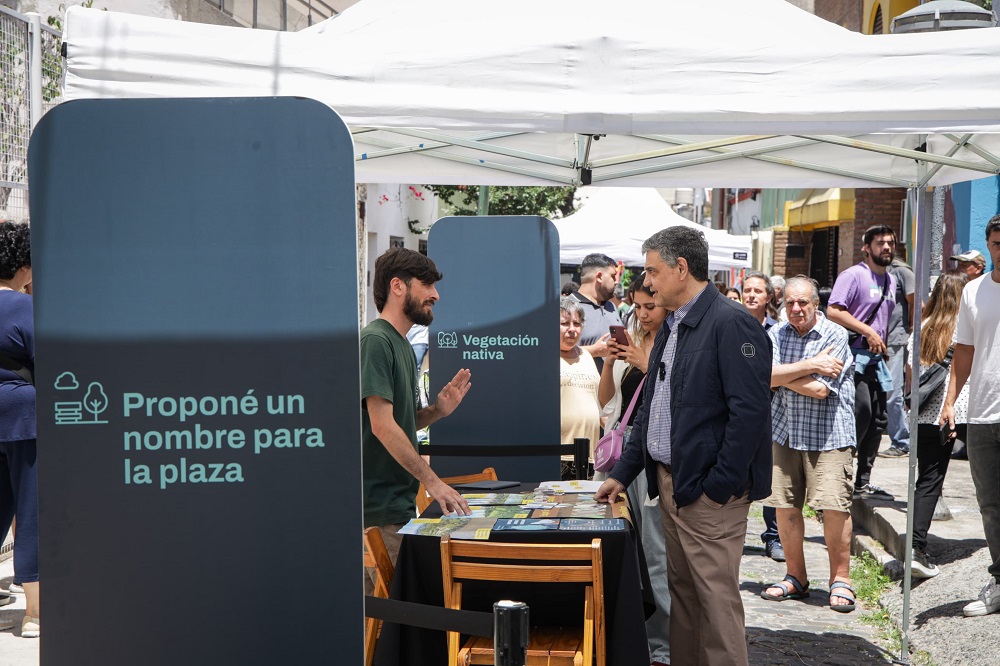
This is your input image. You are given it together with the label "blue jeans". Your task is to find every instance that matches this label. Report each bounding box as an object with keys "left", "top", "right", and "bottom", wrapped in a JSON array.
[
  {"left": 886, "top": 344, "right": 910, "bottom": 450},
  {"left": 0, "top": 439, "right": 38, "bottom": 584},
  {"left": 626, "top": 470, "right": 670, "bottom": 662}
]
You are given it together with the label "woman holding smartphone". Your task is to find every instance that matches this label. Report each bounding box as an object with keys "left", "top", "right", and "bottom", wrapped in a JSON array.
[{"left": 596, "top": 272, "right": 672, "bottom": 666}]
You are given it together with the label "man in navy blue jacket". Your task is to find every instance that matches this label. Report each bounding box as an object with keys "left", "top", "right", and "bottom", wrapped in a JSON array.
[{"left": 596, "top": 226, "right": 772, "bottom": 666}]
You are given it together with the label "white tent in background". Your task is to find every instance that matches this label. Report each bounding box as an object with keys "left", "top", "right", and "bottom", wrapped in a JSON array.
[{"left": 554, "top": 188, "right": 751, "bottom": 270}]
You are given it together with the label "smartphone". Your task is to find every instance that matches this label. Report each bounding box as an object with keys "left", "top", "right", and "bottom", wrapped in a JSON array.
[{"left": 609, "top": 325, "right": 629, "bottom": 346}]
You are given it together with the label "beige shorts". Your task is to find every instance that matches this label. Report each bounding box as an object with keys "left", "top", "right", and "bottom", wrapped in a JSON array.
[{"left": 764, "top": 443, "right": 854, "bottom": 513}]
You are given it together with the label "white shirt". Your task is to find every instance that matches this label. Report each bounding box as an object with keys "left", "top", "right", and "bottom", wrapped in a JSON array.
[{"left": 955, "top": 273, "right": 1000, "bottom": 424}]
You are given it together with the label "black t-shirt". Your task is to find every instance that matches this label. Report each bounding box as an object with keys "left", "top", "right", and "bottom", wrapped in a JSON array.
[{"left": 617, "top": 364, "right": 645, "bottom": 428}]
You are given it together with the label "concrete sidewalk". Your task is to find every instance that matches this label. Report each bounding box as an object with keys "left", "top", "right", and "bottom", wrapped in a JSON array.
[
  {"left": 852, "top": 439, "right": 998, "bottom": 666},
  {"left": 0, "top": 557, "right": 38, "bottom": 665}
]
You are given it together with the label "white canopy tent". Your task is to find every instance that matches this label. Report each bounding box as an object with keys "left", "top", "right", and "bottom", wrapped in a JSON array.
[
  {"left": 57, "top": 0, "right": 1000, "bottom": 657},
  {"left": 555, "top": 188, "right": 751, "bottom": 270},
  {"left": 62, "top": 0, "right": 1000, "bottom": 189}
]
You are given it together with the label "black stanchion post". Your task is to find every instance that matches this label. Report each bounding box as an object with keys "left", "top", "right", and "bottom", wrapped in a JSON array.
[
  {"left": 574, "top": 438, "right": 589, "bottom": 480},
  {"left": 493, "top": 600, "right": 529, "bottom": 666}
]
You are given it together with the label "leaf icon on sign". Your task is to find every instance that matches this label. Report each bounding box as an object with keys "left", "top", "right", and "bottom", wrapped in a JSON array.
[{"left": 83, "top": 382, "right": 109, "bottom": 423}]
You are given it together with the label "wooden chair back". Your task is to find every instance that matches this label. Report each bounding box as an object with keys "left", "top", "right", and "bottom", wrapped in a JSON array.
[
  {"left": 415, "top": 467, "right": 498, "bottom": 515},
  {"left": 440, "top": 535, "right": 605, "bottom": 666},
  {"left": 363, "top": 527, "right": 395, "bottom": 666}
]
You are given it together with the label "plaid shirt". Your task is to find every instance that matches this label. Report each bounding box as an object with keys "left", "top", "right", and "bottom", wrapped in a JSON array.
[
  {"left": 769, "top": 315, "right": 856, "bottom": 452},
  {"left": 647, "top": 284, "right": 707, "bottom": 465}
]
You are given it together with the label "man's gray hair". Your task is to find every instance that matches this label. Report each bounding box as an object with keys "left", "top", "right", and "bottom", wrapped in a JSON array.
[
  {"left": 560, "top": 296, "right": 585, "bottom": 322},
  {"left": 784, "top": 275, "right": 820, "bottom": 302},
  {"left": 641, "top": 227, "right": 709, "bottom": 282},
  {"left": 770, "top": 275, "right": 786, "bottom": 290}
]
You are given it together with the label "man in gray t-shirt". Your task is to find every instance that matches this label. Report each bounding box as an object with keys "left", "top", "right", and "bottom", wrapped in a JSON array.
[
  {"left": 570, "top": 253, "right": 622, "bottom": 372},
  {"left": 880, "top": 258, "right": 915, "bottom": 457}
]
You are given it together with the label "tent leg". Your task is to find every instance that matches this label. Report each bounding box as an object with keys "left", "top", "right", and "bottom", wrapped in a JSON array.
[
  {"left": 478, "top": 186, "right": 490, "bottom": 216},
  {"left": 897, "top": 176, "right": 931, "bottom": 665}
]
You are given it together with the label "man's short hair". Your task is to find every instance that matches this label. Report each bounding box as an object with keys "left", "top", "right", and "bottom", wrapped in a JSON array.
[
  {"left": 561, "top": 281, "right": 580, "bottom": 296},
  {"left": 641, "top": 227, "right": 709, "bottom": 282},
  {"left": 372, "top": 248, "right": 443, "bottom": 312},
  {"left": 987, "top": 214, "right": 1000, "bottom": 240},
  {"left": 784, "top": 275, "right": 820, "bottom": 302},
  {"left": 862, "top": 224, "right": 896, "bottom": 246},
  {"left": 0, "top": 221, "right": 30, "bottom": 280},
  {"left": 743, "top": 271, "right": 775, "bottom": 303},
  {"left": 579, "top": 253, "right": 617, "bottom": 281},
  {"left": 769, "top": 275, "right": 785, "bottom": 290}
]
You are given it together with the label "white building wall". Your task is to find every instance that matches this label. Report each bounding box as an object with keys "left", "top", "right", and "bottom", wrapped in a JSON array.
[{"left": 360, "top": 184, "right": 439, "bottom": 324}]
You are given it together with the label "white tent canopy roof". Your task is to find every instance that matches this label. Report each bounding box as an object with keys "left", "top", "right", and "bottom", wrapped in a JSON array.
[
  {"left": 62, "top": 0, "right": 1000, "bottom": 188},
  {"left": 555, "top": 188, "right": 751, "bottom": 270}
]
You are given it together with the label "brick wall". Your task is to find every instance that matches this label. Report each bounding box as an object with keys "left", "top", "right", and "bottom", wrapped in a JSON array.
[
  {"left": 813, "top": 0, "right": 863, "bottom": 32},
  {"left": 772, "top": 229, "right": 813, "bottom": 278}
]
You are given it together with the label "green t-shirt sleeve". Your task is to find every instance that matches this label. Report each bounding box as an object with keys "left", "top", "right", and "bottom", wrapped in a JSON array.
[{"left": 360, "top": 333, "right": 397, "bottom": 404}]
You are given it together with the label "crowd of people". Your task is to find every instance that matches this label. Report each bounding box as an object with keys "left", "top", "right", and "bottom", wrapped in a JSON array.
[{"left": 562, "top": 218, "right": 1000, "bottom": 665}]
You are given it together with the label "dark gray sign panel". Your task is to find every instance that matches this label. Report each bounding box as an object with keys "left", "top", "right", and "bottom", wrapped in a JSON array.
[
  {"left": 428, "top": 216, "right": 560, "bottom": 482},
  {"left": 29, "top": 98, "right": 361, "bottom": 665}
]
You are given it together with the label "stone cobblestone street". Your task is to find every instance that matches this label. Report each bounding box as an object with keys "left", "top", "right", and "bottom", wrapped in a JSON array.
[{"left": 743, "top": 504, "right": 891, "bottom": 665}]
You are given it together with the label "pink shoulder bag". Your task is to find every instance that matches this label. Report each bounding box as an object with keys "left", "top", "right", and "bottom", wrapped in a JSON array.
[{"left": 594, "top": 375, "right": 646, "bottom": 473}]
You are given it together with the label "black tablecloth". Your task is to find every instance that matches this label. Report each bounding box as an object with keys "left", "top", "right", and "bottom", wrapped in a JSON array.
[{"left": 373, "top": 484, "right": 651, "bottom": 666}]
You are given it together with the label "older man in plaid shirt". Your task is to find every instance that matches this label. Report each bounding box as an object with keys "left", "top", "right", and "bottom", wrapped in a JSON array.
[{"left": 760, "top": 275, "right": 859, "bottom": 612}]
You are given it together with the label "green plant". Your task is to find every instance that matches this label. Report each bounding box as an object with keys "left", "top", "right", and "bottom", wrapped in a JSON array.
[{"left": 428, "top": 186, "right": 577, "bottom": 219}]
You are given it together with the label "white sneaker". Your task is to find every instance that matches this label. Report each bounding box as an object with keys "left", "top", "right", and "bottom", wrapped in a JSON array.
[
  {"left": 20, "top": 615, "right": 39, "bottom": 638},
  {"left": 9, "top": 584, "right": 23, "bottom": 594},
  {"left": 910, "top": 549, "right": 939, "bottom": 579},
  {"left": 963, "top": 579, "right": 1000, "bottom": 617}
]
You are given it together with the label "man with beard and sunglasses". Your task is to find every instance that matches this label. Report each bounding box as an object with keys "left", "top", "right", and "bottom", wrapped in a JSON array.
[
  {"left": 361, "top": 248, "right": 472, "bottom": 592},
  {"left": 827, "top": 225, "right": 898, "bottom": 501}
]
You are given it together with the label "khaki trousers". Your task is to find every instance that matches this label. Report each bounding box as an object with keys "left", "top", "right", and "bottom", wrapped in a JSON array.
[{"left": 657, "top": 463, "right": 751, "bottom": 666}]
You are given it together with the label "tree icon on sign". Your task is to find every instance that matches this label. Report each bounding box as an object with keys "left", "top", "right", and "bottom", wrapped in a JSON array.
[{"left": 83, "top": 382, "right": 109, "bottom": 424}]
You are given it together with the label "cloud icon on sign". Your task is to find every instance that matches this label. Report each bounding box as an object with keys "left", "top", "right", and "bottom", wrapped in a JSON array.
[{"left": 54, "top": 372, "right": 80, "bottom": 390}]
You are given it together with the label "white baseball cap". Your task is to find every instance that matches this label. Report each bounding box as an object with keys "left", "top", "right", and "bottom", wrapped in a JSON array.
[{"left": 950, "top": 249, "right": 986, "bottom": 265}]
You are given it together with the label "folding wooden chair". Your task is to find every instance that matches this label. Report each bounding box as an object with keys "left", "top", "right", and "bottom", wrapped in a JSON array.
[
  {"left": 363, "top": 527, "right": 396, "bottom": 666},
  {"left": 415, "top": 467, "right": 498, "bottom": 515},
  {"left": 440, "top": 535, "right": 605, "bottom": 666}
]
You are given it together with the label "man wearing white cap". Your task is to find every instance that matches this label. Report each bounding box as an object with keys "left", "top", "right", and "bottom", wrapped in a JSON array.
[{"left": 951, "top": 249, "right": 987, "bottom": 280}]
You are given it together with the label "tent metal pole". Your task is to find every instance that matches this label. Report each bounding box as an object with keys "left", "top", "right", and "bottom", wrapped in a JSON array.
[
  {"left": 798, "top": 135, "right": 1000, "bottom": 176},
  {"left": 943, "top": 134, "right": 1000, "bottom": 168},
  {"left": 919, "top": 134, "right": 973, "bottom": 187},
  {"left": 478, "top": 186, "right": 490, "bottom": 216},
  {"left": 588, "top": 135, "right": 776, "bottom": 168},
  {"left": 898, "top": 167, "right": 930, "bottom": 665},
  {"left": 385, "top": 128, "right": 574, "bottom": 167}
]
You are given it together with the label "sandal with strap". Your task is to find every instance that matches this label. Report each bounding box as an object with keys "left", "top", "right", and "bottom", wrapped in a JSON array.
[
  {"left": 760, "top": 574, "right": 810, "bottom": 601},
  {"left": 829, "top": 581, "right": 856, "bottom": 613}
]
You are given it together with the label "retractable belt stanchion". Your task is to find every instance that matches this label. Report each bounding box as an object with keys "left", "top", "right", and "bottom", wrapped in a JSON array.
[
  {"left": 493, "top": 601, "right": 530, "bottom": 666},
  {"left": 573, "top": 438, "right": 590, "bottom": 481}
]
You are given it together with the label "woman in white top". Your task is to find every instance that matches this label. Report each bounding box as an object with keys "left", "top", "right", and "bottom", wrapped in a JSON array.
[
  {"left": 559, "top": 297, "right": 601, "bottom": 460},
  {"left": 906, "top": 271, "right": 970, "bottom": 578}
]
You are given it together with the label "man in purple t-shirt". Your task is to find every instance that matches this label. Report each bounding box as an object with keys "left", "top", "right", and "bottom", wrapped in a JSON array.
[{"left": 828, "top": 225, "right": 897, "bottom": 500}]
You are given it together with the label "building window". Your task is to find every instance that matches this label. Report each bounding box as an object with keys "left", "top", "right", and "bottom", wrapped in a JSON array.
[
  {"left": 390, "top": 236, "right": 405, "bottom": 250},
  {"left": 873, "top": 5, "right": 883, "bottom": 34},
  {"left": 418, "top": 240, "right": 428, "bottom": 256}
]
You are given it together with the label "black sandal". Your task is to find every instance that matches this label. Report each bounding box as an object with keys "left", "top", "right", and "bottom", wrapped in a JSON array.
[
  {"left": 829, "top": 581, "right": 857, "bottom": 613},
  {"left": 761, "top": 574, "right": 810, "bottom": 601}
]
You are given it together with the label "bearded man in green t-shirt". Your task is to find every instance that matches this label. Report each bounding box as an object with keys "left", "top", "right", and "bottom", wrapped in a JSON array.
[{"left": 361, "top": 248, "right": 472, "bottom": 592}]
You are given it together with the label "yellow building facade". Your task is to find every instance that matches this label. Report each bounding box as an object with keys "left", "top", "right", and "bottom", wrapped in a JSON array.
[{"left": 863, "top": 0, "right": 920, "bottom": 34}]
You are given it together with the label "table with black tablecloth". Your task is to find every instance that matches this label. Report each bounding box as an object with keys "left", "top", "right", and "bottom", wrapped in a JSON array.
[{"left": 373, "top": 483, "right": 652, "bottom": 666}]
